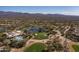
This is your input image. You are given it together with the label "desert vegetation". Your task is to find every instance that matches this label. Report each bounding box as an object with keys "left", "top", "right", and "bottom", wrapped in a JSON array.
[{"left": 0, "top": 11, "right": 79, "bottom": 52}]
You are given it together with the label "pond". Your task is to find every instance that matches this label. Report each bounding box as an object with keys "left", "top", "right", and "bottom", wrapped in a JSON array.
[
  {"left": 27, "top": 26, "right": 40, "bottom": 33},
  {"left": 27, "top": 26, "right": 46, "bottom": 33}
]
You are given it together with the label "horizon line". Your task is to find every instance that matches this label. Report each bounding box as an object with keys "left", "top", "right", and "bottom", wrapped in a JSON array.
[{"left": 0, "top": 11, "right": 79, "bottom": 16}]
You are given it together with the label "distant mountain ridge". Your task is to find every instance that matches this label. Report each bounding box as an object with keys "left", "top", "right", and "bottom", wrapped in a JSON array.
[{"left": 0, "top": 11, "right": 79, "bottom": 21}]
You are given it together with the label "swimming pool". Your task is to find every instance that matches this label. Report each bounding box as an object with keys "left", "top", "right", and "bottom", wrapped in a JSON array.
[{"left": 14, "top": 35, "right": 24, "bottom": 41}]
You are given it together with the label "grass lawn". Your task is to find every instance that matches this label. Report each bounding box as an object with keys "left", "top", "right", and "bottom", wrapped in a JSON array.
[
  {"left": 72, "top": 45, "right": 79, "bottom": 52},
  {"left": 24, "top": 43, "right": 46, "bottom": 52},
  {"left": 34, "top": 32, "right": 48, "bottom": 40}
]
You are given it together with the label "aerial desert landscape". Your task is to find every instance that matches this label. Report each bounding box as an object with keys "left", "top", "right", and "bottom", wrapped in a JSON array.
[{"left": 0, "top": 6, "right": 79, "bottom": 52}]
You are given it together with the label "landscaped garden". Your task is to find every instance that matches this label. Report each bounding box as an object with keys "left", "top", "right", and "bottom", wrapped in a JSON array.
[{"left": 24, "top": 43, "right": 46, "bottom": 52}]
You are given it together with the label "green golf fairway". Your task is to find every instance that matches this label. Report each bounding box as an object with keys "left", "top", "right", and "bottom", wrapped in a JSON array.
[
  {"left": 72, "top": 45, "right": 79, "bottom": 52},
  {"left": 24, "top": 43, "right": 46, "bottom": 52},
  {"left": 34, "top": 32, "right": 48, "bottom": 40}
]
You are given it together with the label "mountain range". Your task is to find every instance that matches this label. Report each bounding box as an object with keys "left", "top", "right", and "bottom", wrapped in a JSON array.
[{"left": 0, "top": 11, "right": 79, "bottom": 22}]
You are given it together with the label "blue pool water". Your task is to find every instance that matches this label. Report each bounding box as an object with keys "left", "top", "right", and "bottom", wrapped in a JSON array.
[{"left": 14, "top": 36, "right": 23, "bottom": 41}]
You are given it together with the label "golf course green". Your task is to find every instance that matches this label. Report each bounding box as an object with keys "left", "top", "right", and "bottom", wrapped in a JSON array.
[
  {"left": 34, "top": 32, "right": 48, "bottom": 40},
  {"left": 24, "top": 43, "right": 46, "bottom": 52},
  {"left": 72, "top": 45, "right": 79, "bottom": 52}
]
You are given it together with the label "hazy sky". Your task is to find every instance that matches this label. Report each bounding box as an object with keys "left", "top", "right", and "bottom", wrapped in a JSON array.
[{"left": 0, "top": 6, "right": 79, "bottom": 15}]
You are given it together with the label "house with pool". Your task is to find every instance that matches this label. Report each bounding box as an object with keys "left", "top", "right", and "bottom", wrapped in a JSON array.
[{"left": 4, "top": 30, "right": 24, "bottom": 41}]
